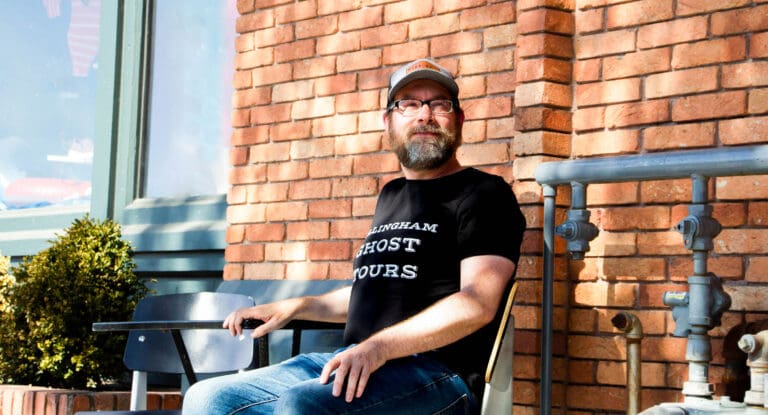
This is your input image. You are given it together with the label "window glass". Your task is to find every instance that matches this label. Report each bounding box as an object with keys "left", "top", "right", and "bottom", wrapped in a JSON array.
[
  {"left": 0, "top": 0, "right": 100, "bottom": 210},
  {"left": 143, "top": 0, "right": 237, "bottom": 198}
]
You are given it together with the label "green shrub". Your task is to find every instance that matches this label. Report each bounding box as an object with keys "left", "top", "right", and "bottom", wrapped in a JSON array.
[{"left": 0, "top": 216, "right": 149, "bottom": 389}]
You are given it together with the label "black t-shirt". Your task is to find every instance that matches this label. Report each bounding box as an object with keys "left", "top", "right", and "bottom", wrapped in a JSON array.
[{"left": 344, "top": 167, "right": 526, "bottom": 401}]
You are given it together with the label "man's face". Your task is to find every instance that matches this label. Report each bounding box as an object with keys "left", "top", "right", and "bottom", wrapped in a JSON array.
[{"left": 384, "top": 79, "right": 464, "bottom": 171}]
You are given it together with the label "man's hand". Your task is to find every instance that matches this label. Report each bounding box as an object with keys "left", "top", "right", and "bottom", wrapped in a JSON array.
[
  {"left": 318, "top": 341, "right": 387, "bottom": 402},
  {"left": 223, "top": 298, "right": 302, "bottom": 338}
]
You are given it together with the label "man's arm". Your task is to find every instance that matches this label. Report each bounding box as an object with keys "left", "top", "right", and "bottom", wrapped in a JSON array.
[
  {"left": 223, "top": 286, "right": 351, "bottom": 338},
  {"left": 319, "top": 254, "right": 516, "bottom": 402}
]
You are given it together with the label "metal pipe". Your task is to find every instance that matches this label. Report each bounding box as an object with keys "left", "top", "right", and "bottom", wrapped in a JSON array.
[
  {"left": 612, "top": 311, "right": 644, "bottom": 415},
  {"left": 535, "top": 144, "right": 768, "bottom": 185},
  {"left": 541, "top": 184, "right": 556, "bottom": 415}
]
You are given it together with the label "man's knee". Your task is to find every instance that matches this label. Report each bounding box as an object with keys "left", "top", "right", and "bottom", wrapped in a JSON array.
[{"left": 274, "top": 382, "right": 341, "bottom": 415}]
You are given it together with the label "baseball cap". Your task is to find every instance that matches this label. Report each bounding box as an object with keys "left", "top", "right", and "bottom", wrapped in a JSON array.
[{"left": 387, "top": 58, "right": 460, "bottom": 105}]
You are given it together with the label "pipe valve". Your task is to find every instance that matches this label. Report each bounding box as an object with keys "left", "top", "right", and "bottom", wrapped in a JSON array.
[
  {"left": 675, "top": 205, "right": 722, "bottom": 251},
  {"left": 663, "top": 273, "right": 731, "bottom": 338},
  {"left": 738, "top": 330, "right": 768, "bottom": 406},
  {"left": 555, "top": 208, "right": 598, "bottom": 260}
]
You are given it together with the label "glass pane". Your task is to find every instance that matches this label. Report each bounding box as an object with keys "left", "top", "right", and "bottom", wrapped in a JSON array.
[
  {"left": 0, "top": 0, "right": 101, "bottom": 210},
  {"left": 143, "top": 0, "right": 237, "bottom": 198}
]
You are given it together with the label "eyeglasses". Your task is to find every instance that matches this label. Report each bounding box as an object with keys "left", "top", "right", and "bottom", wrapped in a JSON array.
[{"left": 387, "top": 99, "right": 455, "bottom": 116}]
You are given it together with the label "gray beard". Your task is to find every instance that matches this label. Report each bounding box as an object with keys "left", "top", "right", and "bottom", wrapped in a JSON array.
[{"left": 389, "top": 126, "right": 460, "bottom": 171}]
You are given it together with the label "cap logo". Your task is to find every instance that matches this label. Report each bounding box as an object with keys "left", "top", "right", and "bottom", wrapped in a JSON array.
[{"left": 406, "top": 61, "right": 441, "bottom": 74}]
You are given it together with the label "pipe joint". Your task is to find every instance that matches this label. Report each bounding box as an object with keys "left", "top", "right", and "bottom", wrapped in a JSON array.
[
  {"left": 676, "top": 205, "right": 722, "bottom": 251},
  {"left": 612, "top": 311, "right": 644, "bottom": 341},
  {"left": 555, "top": 208, "right": 598, "bottom": 260},
  {"left": 738, "top": 330, "right": 768, "bottom": 406}
]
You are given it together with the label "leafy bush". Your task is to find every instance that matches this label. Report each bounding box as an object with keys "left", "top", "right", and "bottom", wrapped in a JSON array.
[{"left": 0, "top": 216, "right": 149, "bottom": 389}]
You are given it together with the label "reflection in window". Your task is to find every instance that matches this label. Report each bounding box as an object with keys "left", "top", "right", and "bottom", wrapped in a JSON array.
[
  {"left": 143, "top": 0, "right": 237, "bottom": 198},
  {"left": 0, "top": 0, "right": 100, "bottom": 210}
]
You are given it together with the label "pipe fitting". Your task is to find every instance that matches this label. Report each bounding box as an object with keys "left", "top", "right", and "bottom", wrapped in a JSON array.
[
  {"left": 612, "top": 312, "right": 643, "bottom": 415},
  {"left": 738, "top": 330, "right": 768, "bottom": 406}
]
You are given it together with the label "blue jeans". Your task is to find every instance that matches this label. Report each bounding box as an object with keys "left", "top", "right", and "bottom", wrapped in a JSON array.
[{"left": 182, "top": 345, "right": 476, "bottom": 415}]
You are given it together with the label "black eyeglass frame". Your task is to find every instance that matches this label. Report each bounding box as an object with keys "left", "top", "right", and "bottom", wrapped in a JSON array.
[{"left": 386, "top": 98, "right": 461, "bottom": 115}]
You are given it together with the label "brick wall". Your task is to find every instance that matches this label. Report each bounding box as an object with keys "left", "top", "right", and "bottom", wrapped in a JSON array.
[{"left": 228, "top": 0, "right": 768, "bottom": 414}]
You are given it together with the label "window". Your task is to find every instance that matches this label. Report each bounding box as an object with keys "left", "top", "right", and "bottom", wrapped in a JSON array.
[
  {"left": 0, "top": 0, "right": 101, "bottom": 211},
  {"left": 142, "top": 0, "right": 236, "bottom": 198}
]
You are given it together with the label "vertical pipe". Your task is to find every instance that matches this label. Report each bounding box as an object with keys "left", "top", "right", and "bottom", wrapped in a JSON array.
[
  {"left": 684, "top": 174, "right": 714, "bottom": 400},
  {"left": 541, "top": 184, "right": 556, "bottom": 415}
]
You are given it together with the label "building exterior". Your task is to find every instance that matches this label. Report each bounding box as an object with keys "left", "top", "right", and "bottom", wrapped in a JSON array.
[{"left": 1, "top": 0, "right": 766, "bottom": 413}]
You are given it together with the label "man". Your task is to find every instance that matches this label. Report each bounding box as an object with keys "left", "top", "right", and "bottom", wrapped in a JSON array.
[{"left": 183, "top": 58, "right": 526, "bottom": 414}]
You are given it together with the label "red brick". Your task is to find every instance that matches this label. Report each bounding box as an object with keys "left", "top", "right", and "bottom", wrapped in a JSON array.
[
  {"left": 430, "top": 32, "right": 483, "bottom": 57},
  {"left": 291, "top": 137, "right": 335, "bottom": 160},
  {"left": 228, "top": 203, "right": 267, "bottom": 224},
  {"left": 644, "top": 122, "right": 715, "bottom": 151},
  {"left": 586, "top": 182, "right": 639, "bottom": 205},
  {"left": 316, "top": 32, "right": 360, "bottom": 55},
  {"left": 331, "top": 177, "right": 379, "bottom": 197},
  {"left": 224, "top": 263, "right": 243, "bottom": 281},
  {"left": 231, "top": 108, "right": 250, "bottom": 127},
  {"left": 713, "top": 202, "right": 748, "bottom": 227},
  {"left": 275, "top": 0, "right": 318, "bottom": 24},
  {"left": 249, "top": 142, "right": 291, "bottom": 163},
  {"left": 486, "top": 116, "right": 518, "bottom": 140},
  {"left": 513, "top": 133, "right": 569, "bottom": 159},
  {"left": 246, "top": 223, "right": 285, "bottom": 242},
  {"left": 728, "top": 285, "right": 768, "bottom": 310},
  {"left": 575, "top": 29, "right": 635, "bottom": 59},
  {"left": 339, "top": 6, "right": 383, "bottom": 31},
  {"left": 746, "top": 256, "right": 768, "bottom": 282},
  {"left": 331, "top": 219, "right": 371, "bottom": 239},
  {"left": 672, "top": 91, "right": 747, "bottom": 122},
  {"left": 749, "top": 201, "right": 768, "bottom": 226},
  {"left": 244, "top": 262, "right": 286, "bottom": 279},
  {"left": 484, "top": 23, "right": 518, "bottom": 48},
  {"left": 314, "top": 73, "right": 357, "bottom": 96},
  {"left": 645, "top": 66, "right": 720, "bottom": 98},
  {"left": 750, "top": 88, "right": 768, "bottom": 114},
  {"left": 383, "top": 0, "right": 433, "bottom": 24},
  {"left": 267, "top": 161, "right": 309, "bottom": 182},
  {"left": 229, "top": 164, "right": 267, "bottom": 185},
  {"left": 715, "top": 228, "right": 768, "bottom": 254},
  {"left": 253, "top": 26, "right": 294, "bottom": 48},
  {"left": 309, "top": 199, "right": 352, "bottom": 219},
  {"left": 669, "top": 256, "right": 744, "bottom": 280},
  {"left": 265, "top": 242, "right": 308, "bottom": 261},
  {"left": 235, "top": 33, "right": 255, "bottom": 53},
  {"left": 265, "top": 201, "right": 308, "bottom": 221},
  {"left": 409, "top": 13, "right": 461, "bottom": 39},
  {"left": 286, "top": 262, "right": 330, "bottom": 280},
  {"left": 338, "top": 50, "right": 382, "bottom": 72},
  {"left": 592, "top": 206, "right": 671, "bottom": 231},
  {"left": 752, "top": 31, "right": 768, "bottom": 58},
  {"left": 236, "top": 48, "right": 274, "bottom": 69},
  {"left": 676, "top": 0, "right": 751, "bottom": 16},
  {"left": 641, "top": 178, "right": 692, "bottom": 203},
  {"left": 518, "top": 33, "right": 574, "bottom": 59},
  {"left": 577, "top": 258, "right": 665, "bottom": 281},
  {"left": 514, "top": 107, "right": 572, "bottom": 133},
  {"left": 457, "top": 142, "right": 511, "bottom": 166},
  {"left": 716, "top": 175, "right": 768, "bottom": 200},
  {"left": 573, "top": 107, "right": 605, "bottom": 132},
  {"left": 637, "top": 231, "right": 689, "bottom": 255},
  {"left": 237, "top": 11, "right": 275, "bottom": 33},
  {"left": 251, "top": 63, "right": 293, "bottom": 86},
  {"left": 317, "top": 0, "right": 360, "bottom": 15},
  {"left": 460, "top": 2, "right": 516, "bottom": 30},
  {"left": 225, "top": 244, "right": 265, "bottom": 262},
  {"left": 337, "top": 132, "right": 384, "bottom": 156},
  {"left": 607, "top": 0, "right": 673, "bottom": 29},
  {"left": 382, "top": 40, "right": 431, "bottom": 65},
  {"left": 361, "top": 23, "right": 408, "bottom": 48},
  {"left": 573, "top": 58, "right": 599, "bottom": 82},
  {"left": 575, "top": 7, "right": 603, "bottom": 34},
  {"left": 719, "top": 116, "right": 768, "bottom": 145},
  {"left": 722, "top": 61, "right": 768, "bottom": 88},
  {"left": 291, "top": 97, "right": 335, "bottom": 119},
  {"left": 637, "top": 16, "right": 708, "bottom": 49},
  {"left": 352, "top": 153, "right": 400, "bottom": 175},
  {"left": 309, "top": 157, "right": 353, "bottom": 178},
  {"left": 572, "top": 129, "right": 639, "bottom": 156},
  {"left": 275, "top": 39, "right": 315, "bottom": 63},
  {"left": 603, "top": 47, "right": 671, "bottom": 80},
  {"left": 246, "top": 183, "right": 289, "bottom": 203},
  {"left": 516, "top": 81, "right": 572, "bottom": 108},
  {"left": 517, "top": 57, "right": 572, "bottom": 83},
  {"left": 711, "top": 4, "right": 768, "bottom": 35},
  {"left": 233, "top": 87, "right": 271, "bottom": 108},
  {"left": 671, "top": 36, "right": 746, "bottom": 69},
  {"left": 308, "top": 241, "right": 351, "bottom": 260},
  {"left": 289, "top": 179, "right": 332, "bottom": 200},
  {"left": 576, "top": 78, "right": 641, "bottom": 107},
  {"left": 517, "top": 8, "right": 574, "bottom": 35},
  {"left": 293, "top": 56, "right": 336, "bottom": 79},
  {"left": 605, "top": 99, "right": 670, "bottom": 128}
]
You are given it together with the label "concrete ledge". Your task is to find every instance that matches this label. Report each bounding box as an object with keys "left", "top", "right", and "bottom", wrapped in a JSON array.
[{"left": 0, "top": 385, "right": 181, "bottom": 414}]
